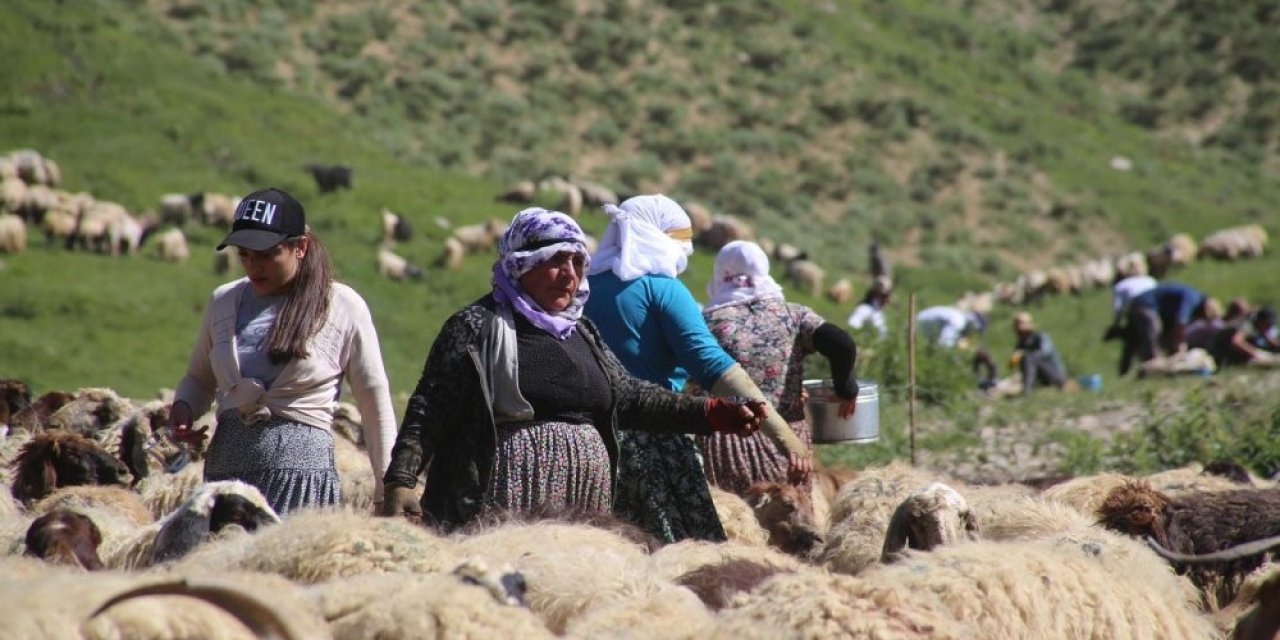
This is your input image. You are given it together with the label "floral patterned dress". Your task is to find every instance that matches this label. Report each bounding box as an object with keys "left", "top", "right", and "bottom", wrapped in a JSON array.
[{"left": 698, "top": 297, "right": 825, "bottom": 495}]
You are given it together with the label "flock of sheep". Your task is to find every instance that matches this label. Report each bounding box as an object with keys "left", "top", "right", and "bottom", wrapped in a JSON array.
[
  {"left": 3, "top": 379, "right": 1280, "bottom": 639},
  {"left": 0, "top": 149, "right": 237, "bottom": 266},
  {"left": 950, "top": 226, "right": 1270, "bottom": 317}
]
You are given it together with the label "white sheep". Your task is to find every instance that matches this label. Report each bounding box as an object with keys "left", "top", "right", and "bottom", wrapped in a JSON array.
[
  {"left": 1201, "top": 224, "right": 1268, "bottom": 260},
  {"left": 31, "top": 485, "right": 154, "bottom": 528},
  {"left": 699, "top": 215, "right": 753, "bottom": 250},
  {"left": 435, "top": 236, "right": 466, "bottom": 271},
  {"left": 170, "top": 508, "right": 463, "bottom": 581},
  {"left": 380, "top": 207, "right": 411, "bottom": 244},
  {"left": 155, "top": 227, "right": 190, "bottom": 263},
  {"left": 453, "top": 221, "right": 498, "bottom": 253},
  {"left": 816, "top": 462, "right": 943, "bottom": 575},
  {"left": 0, "top": 178, "right": 25, "bottom": 213},
  {"left": 1115, "top": 250, "right": 1150, "bottom": 278},
  {"left": 307, "top": 571, "right": 554, "bottom": 639},
  {"left": 0, "top": 214, "right": 26, "bottom": 253},
  {"left": 825, "top": 277, "right": 853, "bottom": 305},
  {"left": 648, "top": 539, "right": 806, "bottom": 584},
  {"left": 376, "top": 245, "right": 423, "bottom": 281},
  {"left": 41, "top": 207, "right": 77, "bottom": 247},
  {"left": 724, "top": 532, "right": 1216, "bottom": 639},
  {"left": 879, "top": 482, "right": 979, "bottom": 563},
  {"left": 787, "top": 259, "right": 825, "bottom": 298},
  {"left": 137, "top": 460, "right": 206, "bottom": 520},
  {"left": 0, "top": 571, "right": 327, "bottom": 640},
  {"left": 200, "top": 193, "right": 238, "bottom": 227},
  {"left": 104, "top": 480, "right": 279, "bottom": 570},
  {"left": 452, "top": 520, "right": 657, "bottom": 633},
  {"left": 159, "top": 193, "right": 194, "bottom": 226},
  {"left": 571, "top": 178, "right": 618, "bottom": 207}
]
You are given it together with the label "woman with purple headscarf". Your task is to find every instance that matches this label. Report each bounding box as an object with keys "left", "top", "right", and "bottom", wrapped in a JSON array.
[{"left": 379, "top": 208, "right": 764, "bottom": 530}]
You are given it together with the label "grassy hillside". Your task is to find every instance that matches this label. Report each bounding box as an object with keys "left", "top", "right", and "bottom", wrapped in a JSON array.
[{"left": 2, "top": 0, "right": 1278, "bottom": 461}]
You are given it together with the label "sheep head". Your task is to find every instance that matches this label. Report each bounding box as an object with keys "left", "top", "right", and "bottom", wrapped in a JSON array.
[
  {"left": 151, "top": 481, "right": 280, "bottom": 565},
  {"left": 1096, "top": 480, "right": 1172, "bottom": 549},
  {"left": 745, "top": 481, "right": 824, "bottom": 557},
  {"left": 24, "top": 508, "right": 104, "bottom": 570},
  {"left": 881, "top": 482, "right": 979, "bottom": 564},
  {"left": 452, "top": 559, "right": 528, "bottom": 607},
  {"left": 11, "top": 432, "right": 130, "bottom": 504}
]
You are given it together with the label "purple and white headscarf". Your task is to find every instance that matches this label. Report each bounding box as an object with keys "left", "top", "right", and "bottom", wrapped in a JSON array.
[{"left": 492, "top": 207, "right": 592, "bottom": 339}]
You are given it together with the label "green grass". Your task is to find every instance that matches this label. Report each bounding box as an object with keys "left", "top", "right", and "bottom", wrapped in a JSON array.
[{"left": 2, "top": 0, "right": 1280, "bottom": 477}]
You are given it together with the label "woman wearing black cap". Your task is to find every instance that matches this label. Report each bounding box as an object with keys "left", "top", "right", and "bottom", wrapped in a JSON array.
[{"left": 166, "top": 187, "right": 398, "bottom": 515}]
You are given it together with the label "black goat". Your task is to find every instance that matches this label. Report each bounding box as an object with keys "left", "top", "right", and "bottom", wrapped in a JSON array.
[{"left": 302, "top": 164, "right": 353, "bottom": 194}]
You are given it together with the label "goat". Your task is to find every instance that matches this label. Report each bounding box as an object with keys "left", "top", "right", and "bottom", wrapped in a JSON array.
[
  {"left": 744, "top": 481, "right": 824, "bottom": 557},
  {"left": 24, "top": 508, "right": 104, "bottom": 570},
  {"left": 302, "top": 164, "right": 353, "bottom": 194},
  {"left": 10, "top": 432, "right": 130, "bottom": 504},
  {"left": 1098, "top": 480, "right": 1280, "bottom": 604}
]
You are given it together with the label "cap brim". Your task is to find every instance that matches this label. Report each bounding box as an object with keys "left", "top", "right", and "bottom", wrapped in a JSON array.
[{"left": 216, "top": 229, "right": 288, "bottom": 251}]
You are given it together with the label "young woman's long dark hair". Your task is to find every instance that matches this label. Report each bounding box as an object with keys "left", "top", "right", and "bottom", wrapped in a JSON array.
[{"left": 267, "top": 228, "right": 332, "bottom": 364}]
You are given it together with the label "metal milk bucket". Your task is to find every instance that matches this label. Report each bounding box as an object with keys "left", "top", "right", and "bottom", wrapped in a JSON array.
[{"left": 804, "top": 379, "right": 879, "bottom": 444}]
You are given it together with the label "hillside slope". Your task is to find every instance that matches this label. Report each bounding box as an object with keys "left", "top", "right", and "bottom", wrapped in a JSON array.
[{"left": 1, "top": 0, "right": 1277, "bottom": 403}]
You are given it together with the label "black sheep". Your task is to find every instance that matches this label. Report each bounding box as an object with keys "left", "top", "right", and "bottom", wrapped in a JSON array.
[{"left": 302, "top": 164, "right": 353, "bottom": 194}]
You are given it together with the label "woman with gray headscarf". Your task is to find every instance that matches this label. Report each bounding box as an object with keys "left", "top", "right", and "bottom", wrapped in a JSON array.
[
  {"left": 379, "top": 208, "right": 763, "bottom": 530},
  {"left": 585, "top": 195, "right": 810, "bottom": 543}
]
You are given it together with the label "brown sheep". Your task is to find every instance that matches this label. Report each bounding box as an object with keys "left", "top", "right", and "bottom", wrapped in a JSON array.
[
  {"left": 744, "top": 482, "right": 824, "bottom": 557},
  {"left": 675, "top": 559, "right": 790, "bottom": 610},
  {"left": 7, "top": 389, "right": 76, "bottom": 432},
  {"left": 0, "top": 378, "right": 31, "bottom": 426},
  {"left": 9, "top": 432, "right": 131, "bottom": 504},
  {"left": 24, "top": 508, "right": 105, "bottom": 570},
  {"left": 825, "top": 278, "right": 853, "bottom": 305},
  {"left": 1097, "top": 480, "right": 1280, "bottom": 604}
]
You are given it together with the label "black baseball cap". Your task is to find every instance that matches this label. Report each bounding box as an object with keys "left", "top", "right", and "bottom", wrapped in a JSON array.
[{"left": 216, "top": 188, "right": 307, "bottom": 251}]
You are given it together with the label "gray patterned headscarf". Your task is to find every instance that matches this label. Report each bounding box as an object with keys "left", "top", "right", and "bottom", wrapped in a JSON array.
[{"left": 492, "top": 207, "right": 592, "bottom": 339}]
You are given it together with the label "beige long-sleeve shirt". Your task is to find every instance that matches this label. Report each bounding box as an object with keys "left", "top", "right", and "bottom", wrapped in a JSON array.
[{"left": 174, "top": 278, "right": 396, "bottom": 497}]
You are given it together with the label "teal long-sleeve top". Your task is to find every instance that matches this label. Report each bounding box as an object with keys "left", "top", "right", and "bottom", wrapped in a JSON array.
[{"left": 584, "top": 271, "right": 737, "bottom": 392}]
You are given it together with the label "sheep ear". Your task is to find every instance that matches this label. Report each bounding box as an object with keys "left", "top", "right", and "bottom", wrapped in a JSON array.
[
  {"left": 151, "top": 508, "right": 214, "bottom": 564},
  {"left": 962, "top": 509, "right": 981, "bottom": 539},
  {"left": 880, "top": 501, "right": 911, "bottom": 563}
]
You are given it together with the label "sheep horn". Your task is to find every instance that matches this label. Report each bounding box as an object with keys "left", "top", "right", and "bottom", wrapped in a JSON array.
[
  {"left": 1145, "top": 534, "right": 1280, "bottom": 564},
  {"left": 88, "top": 578, "right": 306, "bottom": 640}
]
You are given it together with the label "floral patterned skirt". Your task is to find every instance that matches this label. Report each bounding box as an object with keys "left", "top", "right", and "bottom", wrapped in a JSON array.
[
  {"left": 489, "top": 420, "right": 612, "bottom": 516},
  {"left": 204, "top": 413, "right": 341, "bottom": 516},
  {"left": 613, "top": 431, "right": 727, "bottom": 544},
  {"left": 696, "top": 420, "right": 812, "bottom": 496}
]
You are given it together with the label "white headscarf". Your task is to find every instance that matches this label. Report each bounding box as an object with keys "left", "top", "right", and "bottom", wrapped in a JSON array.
[
  {"left": 704, "top": 240, "right": 785, "bottom": 312},
  {"left": 587, "top": 194, "right": 694, "bottom": 281}
]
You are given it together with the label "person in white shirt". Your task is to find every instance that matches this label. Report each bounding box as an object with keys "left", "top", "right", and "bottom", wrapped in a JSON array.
[
  {"left": 916, "top": 305, "right": 987, "bottom": 348},
  {"left": 168, "top": 187, "right": 398, "bottom": 515},
  {"left": 1110, "top": 274, "right": 1157, "bottom": 326},
  {"left": 847, "top": 276, "right": 892, "bottom": 338}
]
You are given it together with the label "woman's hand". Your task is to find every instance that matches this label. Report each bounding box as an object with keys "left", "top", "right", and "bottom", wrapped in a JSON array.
[
  {"left": 380, "top": 485, "right": 424, "bottom": 522},
  {"left": 706, "top": 398, "right": 765, "bottom": 435},
  {"left": 787, "top": 451, "right": 813, "bottom": 485},
  {"left": 167, "top": 400, "right": 208, "bottom": 449},
  {"left": 837, "top": 398, "right": 857, "bottom": 419}
]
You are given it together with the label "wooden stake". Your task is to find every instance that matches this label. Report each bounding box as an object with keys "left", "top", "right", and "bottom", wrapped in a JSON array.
[{"left": 908, "top": 292, "right": 917, "bottom": 466}]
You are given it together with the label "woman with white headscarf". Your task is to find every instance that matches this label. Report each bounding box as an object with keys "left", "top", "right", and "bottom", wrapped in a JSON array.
[
  {"left": 584, "top": 195, "right": 808, "bottom": 543},
  {"left": 700, "top": 241, "right": 859, "bottom": 496},
  {"left": 379, "top": 208, "right": 764, "bottom": 530}
]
